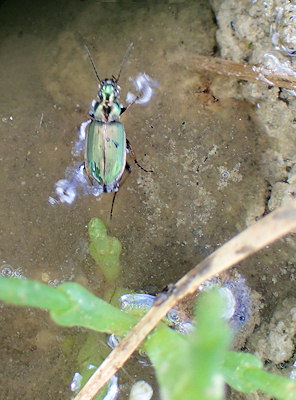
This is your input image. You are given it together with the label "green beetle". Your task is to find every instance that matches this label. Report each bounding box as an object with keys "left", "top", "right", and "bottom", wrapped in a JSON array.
[
  {"left": 84, "top": 79, "right": 127, "bottom": 193},
  {"left": 82, "top": 45, "right": 152, "bottom": 217}
]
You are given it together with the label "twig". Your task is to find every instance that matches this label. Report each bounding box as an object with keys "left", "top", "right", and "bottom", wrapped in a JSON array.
[
  {"left": 74, "top": 199, "right": 296, "bottom": 400},
  {"left": 169, "top": 53, "right": 296, "bottom": 91}
]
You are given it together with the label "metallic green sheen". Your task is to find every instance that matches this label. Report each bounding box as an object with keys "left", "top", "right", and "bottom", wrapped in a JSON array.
[{"left": 85, "top": 121, "right": 126, "bottom": 185}]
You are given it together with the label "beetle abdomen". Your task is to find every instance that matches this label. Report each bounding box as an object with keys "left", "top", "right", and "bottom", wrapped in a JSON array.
[{"left": 85, "top": 120, "right": 126, "bottom": 188}]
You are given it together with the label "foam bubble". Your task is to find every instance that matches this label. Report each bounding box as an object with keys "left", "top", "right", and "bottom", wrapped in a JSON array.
[{"left": 126, "top": 73, "right": 158, "bottom": 105}]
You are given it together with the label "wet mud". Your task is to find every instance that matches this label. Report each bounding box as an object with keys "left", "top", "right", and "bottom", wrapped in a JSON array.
[{"left": 0, "top": 1, "right": 295, "bottom": 399}]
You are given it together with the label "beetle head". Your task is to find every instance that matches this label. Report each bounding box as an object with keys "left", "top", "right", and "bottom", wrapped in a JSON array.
[{"left": 98, "top": 79, "right": 120, "bottom": 104}]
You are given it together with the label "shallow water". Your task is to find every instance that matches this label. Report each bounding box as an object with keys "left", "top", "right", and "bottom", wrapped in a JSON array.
[{"left": 1, "top": 1, "right": 295, "bottom": 399}]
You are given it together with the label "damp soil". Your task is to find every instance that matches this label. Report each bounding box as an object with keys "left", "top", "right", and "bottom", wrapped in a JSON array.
[{"left": 0, "top": 1, "right": 295, "bottom": 399}]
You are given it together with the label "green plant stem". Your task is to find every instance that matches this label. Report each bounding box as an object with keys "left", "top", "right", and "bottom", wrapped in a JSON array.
[
  {"left": 223, "top": 351, "right": 296, "bottom": 400},
  {"left": 0, "top": 277, "right": 71, "bottom": 310},
  {"left": 0, "top": 278, "right": 136, "bottom": 336},
  {"left": 243, "top": 367, "right": 296, "bottom": 400},
  {"left": 88, "top": 218, "right": 122, "bottom": 282}
]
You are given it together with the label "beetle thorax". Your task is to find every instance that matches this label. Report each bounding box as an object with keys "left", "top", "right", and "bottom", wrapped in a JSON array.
[{"left": 94, "top": 79, "right": 121, "bottom": 122}]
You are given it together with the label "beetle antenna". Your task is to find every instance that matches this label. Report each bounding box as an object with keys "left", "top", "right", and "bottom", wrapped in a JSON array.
[
  {"left": 115, "top": 42, "right": 134, "bottom": 83},
  {"left": 84, "top": 45, "right": 102, "bottom": 84}
]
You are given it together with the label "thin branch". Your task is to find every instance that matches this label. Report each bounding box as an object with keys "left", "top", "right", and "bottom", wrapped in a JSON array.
[
  {"left": 168, "top": 53, "right": 296, "bottom": 91},
  {"left": 74, "top": 199, "right": 296, "bottom": 400}
]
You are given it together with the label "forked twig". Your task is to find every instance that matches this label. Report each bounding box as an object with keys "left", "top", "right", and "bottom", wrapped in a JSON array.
[{"left": 74, "top": 199, "right": 296, "bottom": 400}]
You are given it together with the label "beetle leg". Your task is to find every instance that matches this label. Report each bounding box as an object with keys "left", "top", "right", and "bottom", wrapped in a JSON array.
[
  {"left": 125, "top": 161, "right": 132, "bottom": 173},
  {"left": 120, "top": 95, "right": 140, "bottom": 115},
  {"left": 126, "top": 139, "right": 153, "bottom": 173},
  {"left": 110, "top": 162, "right": 132, "bottom": 219},
  {"left": 110, "top": 191, "right": 117, "bottom": 220}
]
